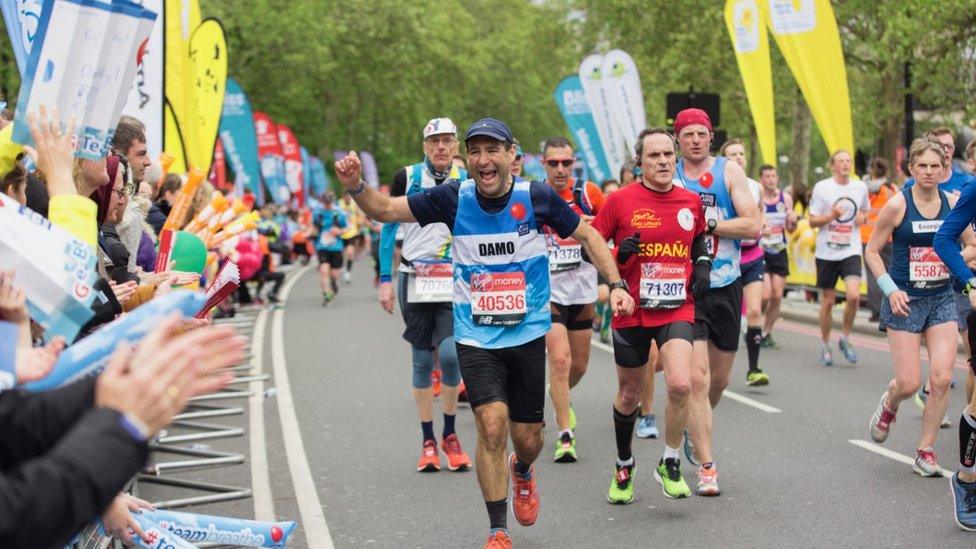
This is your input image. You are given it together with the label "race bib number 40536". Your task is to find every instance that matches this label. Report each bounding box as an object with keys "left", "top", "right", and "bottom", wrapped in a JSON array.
[
  {"left": 470, "top": 271, "right": 527, "bottom": 326},
  {"left": 639, "top": 262, "right": 687, "bottom": 309}
]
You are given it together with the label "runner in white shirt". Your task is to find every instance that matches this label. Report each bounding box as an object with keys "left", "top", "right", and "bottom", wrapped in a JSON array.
[{"left": 807, "top": 150, "right": 870, "bottom": 366}]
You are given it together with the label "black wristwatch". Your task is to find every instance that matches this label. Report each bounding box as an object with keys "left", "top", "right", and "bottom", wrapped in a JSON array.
[
  {"left": 706, "top": 218, "right": 718, "bottom": 234},
  {"left": 608, "top": 280, "right": 629, "bottom": 293}
]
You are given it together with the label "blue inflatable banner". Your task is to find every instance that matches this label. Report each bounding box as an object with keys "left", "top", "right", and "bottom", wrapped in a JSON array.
[
  {"left": 24, "top": 290, "right": 206, "bottom": 391},
  {"left": 137, "top": 509, "right": 297, "bottom": 548},
  {"left": 308, "top": 155, "right": 330, "bottom": 198},
  {"left": 219, "top": 78, "right": 263, "bottom": 205},
  {"left": 553, "top": 75, "right": 612, "bottom": 183}
]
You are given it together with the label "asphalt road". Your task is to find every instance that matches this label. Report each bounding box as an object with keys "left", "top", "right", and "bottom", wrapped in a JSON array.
[{"left": 139, "top": 265, "right": 976, "bottom": 548}]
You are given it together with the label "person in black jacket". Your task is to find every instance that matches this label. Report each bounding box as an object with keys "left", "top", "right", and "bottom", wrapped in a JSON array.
[
  {"left": 146, "top": 174, "right": 181, "bottom": 235},
  {"left": 0, "top": 318, "right": 245, "bottom": 548}
]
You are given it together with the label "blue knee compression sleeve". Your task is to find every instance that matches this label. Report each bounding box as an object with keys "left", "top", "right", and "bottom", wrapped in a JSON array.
[
  {"left": 411, "top": 346, "right": 434, "bottom": 389},
  {"left": 437, "top": 336, "right": 461, "bottom": 387}
]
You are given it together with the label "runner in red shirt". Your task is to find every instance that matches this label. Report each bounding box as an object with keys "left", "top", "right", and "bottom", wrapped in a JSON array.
[
  {"left": 592, "top": 128, "right": 712, "bottom": 503},
  {"left": 540, "top": 136, "right": 606, "bottom": 464}
]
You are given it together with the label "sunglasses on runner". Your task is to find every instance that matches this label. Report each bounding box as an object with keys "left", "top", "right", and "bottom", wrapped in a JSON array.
[{"left": 545, "top": 159, "right": 574, "bottom": 168}]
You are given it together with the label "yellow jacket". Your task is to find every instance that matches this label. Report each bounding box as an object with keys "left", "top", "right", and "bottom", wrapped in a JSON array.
[{"left": 48, "top": 195, "right": 98, "bottom": 249}]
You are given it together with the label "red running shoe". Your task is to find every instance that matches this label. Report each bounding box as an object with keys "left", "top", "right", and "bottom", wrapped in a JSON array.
[
  {"left": 441, "top": 434, "right": 471, "bottom": 471},
  {"left": 416, "top": 440, "right": 441, "bottom": 472},
  {"left": 483, "top": 529, "right": 512, "bottom": 549},
  {"left": 509, "top": 452, "right": 539, "bottom": 526},
  {"left": 458, "top": 380, "right": 468, "bottom": 402},
  {"left": 432, "top": 369, "right": 442, "bottom": 398}
]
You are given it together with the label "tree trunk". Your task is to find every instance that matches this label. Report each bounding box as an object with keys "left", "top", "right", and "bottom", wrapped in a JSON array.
[
  {"left": 877, "top": 64, "right": 904, "bottom": 182},
  {"left": 790, "top": 93, "right": 812, "bottom": 191}
]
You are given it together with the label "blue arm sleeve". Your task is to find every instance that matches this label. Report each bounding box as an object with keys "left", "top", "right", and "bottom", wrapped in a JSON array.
[
  {"left": 379, "top": 222, "right": 400, "bottom": 282},
  {"left": 0, "top": 321, "right": 19, "bottom": 390},
  {"left": 934, "top": 183, "right": 976, "bottom": 287}
]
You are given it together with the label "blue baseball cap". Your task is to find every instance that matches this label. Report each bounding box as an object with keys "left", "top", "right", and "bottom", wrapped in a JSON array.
[{"left": 465, "top": 118, "right": 513, "bottom": 143}]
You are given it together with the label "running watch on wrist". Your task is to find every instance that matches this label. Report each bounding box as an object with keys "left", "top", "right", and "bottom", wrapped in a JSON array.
[
  {"left": 608, "top": 280, "right": 629, "bottom": 293},
  {"left": 966, "top": 277, "right": 976, "bottom": 295},
  {"left": 348, "top": 179, "right": 367, "bottom": 196},
  {"left": 706, "top": 218, "right": 717, "bottom": 234}
]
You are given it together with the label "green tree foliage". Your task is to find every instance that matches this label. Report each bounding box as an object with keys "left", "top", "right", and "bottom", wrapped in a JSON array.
[
  {"left": 0, "top": 2, "right": 971, "bottom": 186},
  {"left": 204, "top": 0, "right": 583, "bottom": 183},
  {"left": 573, "top": 0, "right": 976, "bottom": 182}
]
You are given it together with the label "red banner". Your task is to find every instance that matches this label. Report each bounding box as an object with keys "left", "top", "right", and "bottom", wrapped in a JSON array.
[
  {"left": 276, "top": 124, "right": 304, "bottom": 207},
  {"left": 209, "top": 137, "right": 229, "bottom": 192},
  {"left": 253, "top": 111, "right": 287, "bottom": 204}
]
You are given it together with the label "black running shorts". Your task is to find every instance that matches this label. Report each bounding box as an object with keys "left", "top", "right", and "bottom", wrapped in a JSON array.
[
  {"left": 316, "top": 250, "right": 343, "bottom": 269},
  {"left": 396, "top": 272, "right": 453, "bottom": 349},
  {"left": 550, "top": 302, "right": 595, "bottom": 331},
  {"left": 764, "top": 250, "right": 789, "bottom": 277},
  {"left": 693, "top": 278, "right": 743, "bottom": 352},
  {"left": 815, "top": 256, "right": 862, "bottom": 289},
  {"left": 456, "top": 337, "right": 546, "bottom": 423},
  {"left": 612, "top": 322, "right": 694, "bottom": 368}
]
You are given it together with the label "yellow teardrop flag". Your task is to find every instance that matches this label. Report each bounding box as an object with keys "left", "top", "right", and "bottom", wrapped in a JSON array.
[
  {"left": 164, "top": 104, "right": 187, "bottom": 174},
  {"left": 164, "top": 0, "right": 200, "bottom": 171},
  {"left": 186, "top": 19, "right": 228, "bottom": 174},
  {"left": 725, "top": 0, "right": 777, "bottom": 165},
  {"left": 759, "top": 0, "right": 853, "bottom": 155}
]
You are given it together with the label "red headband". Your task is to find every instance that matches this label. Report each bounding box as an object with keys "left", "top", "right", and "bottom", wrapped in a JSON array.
[{"left": 674, "top": 108, "right": 713, "bottom": 134}]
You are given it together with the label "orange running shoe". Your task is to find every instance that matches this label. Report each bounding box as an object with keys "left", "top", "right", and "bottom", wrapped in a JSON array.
[
  {"left": 417, "top": 440, "right": 441, "bottom": 472},
  {"left": 509, "top": 452, "right": 539, "bottom": 526},
  {"left": 432, "top": 369, "right": 442, "bottom": 398},
  {"left": 441, "top": 434, "right": 471, "bottom": 471},
  {"left": 483, "top": 529, "right": 512, "bottom": 548}
]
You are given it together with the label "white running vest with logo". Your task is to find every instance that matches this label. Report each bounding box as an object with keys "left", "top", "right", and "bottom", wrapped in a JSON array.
[{"left": 398, "top": 163, "right": 460, "bottom": 273}]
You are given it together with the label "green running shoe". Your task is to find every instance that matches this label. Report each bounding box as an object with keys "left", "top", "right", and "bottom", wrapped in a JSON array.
[
  {"left": 654, "top": 458, "right": 691, "bottom": 499},
  {"left": 553, "top": 432, "right": 578, "bottom": 463},
  {"left": 760, "top": 334, "right": 779, "bottom": 349},
  {"left": 746, "top": 370, "right": 770, "bottom": 386},
  {"left": 607, "top": 462, "right": 635, "bottom": 504},
  {"left": 568, "top": 404, "right": 577, "bottom": 431}
]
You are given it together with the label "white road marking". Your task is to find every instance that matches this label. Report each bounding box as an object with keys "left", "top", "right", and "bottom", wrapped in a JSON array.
[
  {"left": 590, "top": 338, "right": 782, "bottom": 413},
  {"left": 848, "top": 439, "right": 951, "bottom": 477},
  {"left": 248, "top": 308, "right": 275, "bottom": 521},
  {"left": 271, "top": 265, "right": 334, "bottom": 547},
  {"left": 721, "top": 391, "right": 781, "bottom": 413}
]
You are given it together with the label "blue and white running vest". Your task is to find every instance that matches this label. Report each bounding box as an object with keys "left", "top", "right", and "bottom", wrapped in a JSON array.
[
  {"left": 452, "top": 179, "right": 550, "bottom": 349},
  {"left": 677, "top": 156, "right": 740, "bottom": 288},
  {"left": 398, "top": 163, "right": 465, "bottom": 270}
]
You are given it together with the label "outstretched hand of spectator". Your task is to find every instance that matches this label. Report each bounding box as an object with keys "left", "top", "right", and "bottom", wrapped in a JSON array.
[
  {"left": 26, "top": 105, "right": 76, "bottom": 197},
  {"left": 95, "top": 317, "right": 245, "bottom": 436},
  {"left": 101, "top": 492, "right": 154, "bottom": 546},
  {"left": 15, "top": 337, "right": 65, "bottom": 384},
  {"left": 109, "top": 280, "right": 138, "bottom": 304},
  {"left": 0, "top": 271, "right": 29, "bottom": 324}
]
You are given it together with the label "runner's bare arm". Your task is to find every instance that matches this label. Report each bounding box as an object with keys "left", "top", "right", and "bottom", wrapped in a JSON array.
[
  {"left": 784, "top": 193, "right": 798, "bottom": 231},
  {"left": 573, "top": 221, "right": 620, "bottom": 282},
  {"left": 712, "top": 161, "right": 760, "bottom": 239},
  {"left": 573, "top": 222, "right": 635, "bottom": 315},
  {"left": 334, "top": 152, "right": 417, "bottom": 223},
  {"left": 807, "top": 188, "right": 841, "bottom": 229},
  {"left": 864, "top": 193, "right": 905, "bottom": 279}
]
